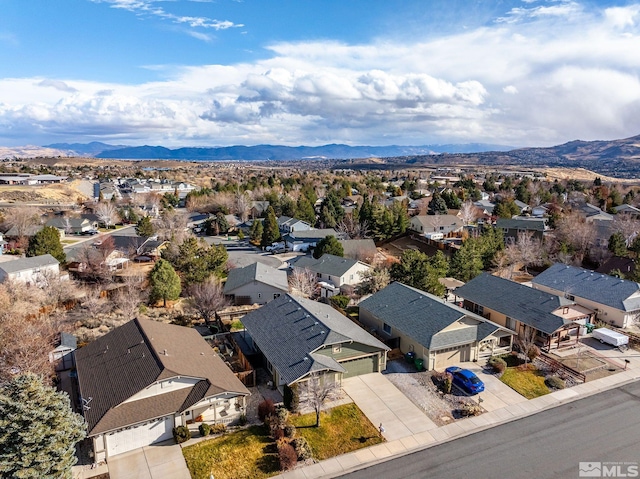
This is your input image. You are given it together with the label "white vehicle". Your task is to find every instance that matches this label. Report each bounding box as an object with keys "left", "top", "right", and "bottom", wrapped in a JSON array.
[
  {"left": 266, "top": 242, "right": 285, "bottom": 252},
  {"left": 592, "top": 328, "right": 629, "bottom": 347}
]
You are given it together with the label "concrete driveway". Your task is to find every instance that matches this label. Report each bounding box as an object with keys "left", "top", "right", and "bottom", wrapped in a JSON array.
[
  {"left": 462, "top": 362, "right": 528, "bottom": 412},
  {"left": 342, "top": 373, "right": 438, "bottom": 441},
  {"left": 107, "top": 444, "right": 191, "bottom": 479}
]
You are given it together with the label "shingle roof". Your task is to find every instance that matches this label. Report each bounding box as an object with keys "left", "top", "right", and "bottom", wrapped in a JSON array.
[
  {"left": 293, "top": 254, "right": 366, "bottom": 277},
  {"left": 0, "top": 254, "right": 59, "bottom": 274},
  {"left": 532, "top": 263, "right": 640, "bottom": 312},
  {"left": 456, "top": 273, "right": 572, "bottom": 334},
  {"left": 285, "top": 229, "right": 342, "bottom": 241},
  {"left": 241, "top": 294, "right": 388, "bottom": 385},
  {"left": 358, "top": 282, "right": 503, "bottom": 350},
  {"left": 223, "top": 262, "right": 289, "bottom": 293},
  {"left": 496, "top": 218, "right": 546, "bottom": 232},
  {"left": 75, "top": 318, "right": 249, "bottom": 436}
]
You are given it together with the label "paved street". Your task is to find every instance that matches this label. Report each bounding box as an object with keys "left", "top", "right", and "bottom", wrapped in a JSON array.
[{"left": 341, "top": 380, "right": 640, "bottom": 479}]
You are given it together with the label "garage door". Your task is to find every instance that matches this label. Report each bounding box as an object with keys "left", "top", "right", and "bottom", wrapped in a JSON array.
[
  {"left": 105, "top": 415, "right": 173, "bottom": 457},
  {"left": 341, "top": 355, "right": 378, "bottom": 378},
  {"left": 434, "top": 345, "right": 471, "bottom": 370}
]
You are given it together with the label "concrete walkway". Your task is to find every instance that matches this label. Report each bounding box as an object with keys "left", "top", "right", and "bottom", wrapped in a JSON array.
[{"left": 276, "top": 364, "right": 640, "bottom": 479}]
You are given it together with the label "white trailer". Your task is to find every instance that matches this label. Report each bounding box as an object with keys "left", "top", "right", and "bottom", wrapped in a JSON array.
[{"left": 592, "top": 328, "right": 629, "bottom": 347}]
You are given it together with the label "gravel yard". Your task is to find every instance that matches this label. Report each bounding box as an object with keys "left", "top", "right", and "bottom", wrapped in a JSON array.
[{"left": 383, "top": 359, "right": 484, "bottom": 426}]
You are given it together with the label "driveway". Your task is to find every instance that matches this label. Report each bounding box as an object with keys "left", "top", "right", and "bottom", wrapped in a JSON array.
[
  {"left": 342, "top": 373, "right": 438, "bottom": 441},
  {"left": 461, "top": 362, "right": 528, "bottom": 412},
  {"left": 107, "top": 444, "right": 190, "bottom": 479}
]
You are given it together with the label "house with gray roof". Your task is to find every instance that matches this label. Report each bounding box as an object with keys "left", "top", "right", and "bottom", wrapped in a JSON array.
[
  {"left": 45, "top": 217, "right": 97, "bottom": 235},
  {"left": 283, "top": 229, "right": 345, "bottom": 252},
  {"left": 532, "top": 263, "right": 640, "bottom": 328},
  {"left": 240, "top": 294, "right": 389, "bottom": 393},
  {"left": 293, "top": 253, "right": 371, "bottom": 298},
  {"left": 0, "top": 254, "right": 60, "bottom": 285},
  {"left": 410, "top": 214, "right": 463, "bottom": 237},
  {"left": 358, "top": 282, "right": 514, "bottom": 370},
  {"left": 75, "top": 318, "right": 249, "bottom": 461},
  {"left": 277, "top": 216, "right": 312, "bottom": 234},
  {"left": 456, "top": 273, "right": 592, "bottom": 351},
  {"left": 496, "top": 217, "right": 547, "bottom": 243},
  {"left": 223, "top": 262, "right": 289, "bottom": 305}
]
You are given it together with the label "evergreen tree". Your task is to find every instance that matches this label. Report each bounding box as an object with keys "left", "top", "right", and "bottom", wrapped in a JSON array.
[
  {"left": 149, "top": 259, "right": 181, "bottom": 307},
  {"left": 167, "top": 238, "right": 228, "bottom": 286},
  {"left": 390, "top": 250, "right": 448, "bottom": 296},
  {"left": 318, "top": 191, "right": 344, "bottom": 227},
  {"left": 296, "top": 196, "right": 316, "bottom": 225},
  {"left": 0, "top": 373, "right": 86, "bottom": 479},
  {"left": 449, "top": 240, "right": 484, "bottom": 282},
  {"left": 206, "top": 212, "right": 230, "bottom": 236},
  {"left": 313, "top": 235, "right": 344, "bottom": 259},
  {"left": 136, "top": 216, "right": 155, "bottom": 237},
  {"left": 261, "top": 206, "right": 281, "bottom": 247},
  {"left": 428, "top": 193, "right": 448, "bottom": 215},
  {"left": 249, "top": 219, "right": 263, "bottom": 244},
  {"left": 608, "top": 232, "right": 628, "bottom": 257},
  {"left": 494, "top": 198, "right": 520, "bottom": 218},
  {"left": 26, "top": 226, "right": 66, "bottom": 263}
]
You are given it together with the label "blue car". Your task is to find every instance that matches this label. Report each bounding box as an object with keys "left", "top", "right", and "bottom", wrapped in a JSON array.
[{"left": 445, "top": 366, "right": 485, "bottom": 395}]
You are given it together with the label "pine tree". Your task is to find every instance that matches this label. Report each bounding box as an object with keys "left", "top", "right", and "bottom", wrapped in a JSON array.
[
  {"left": 261, "top": 206, "right": 281, "bottom": 247},
  {"left": 149, "top": 259, "right": 181, "bottom": 307},
  {"left": 608, "top": 232, "right": 628, "bottom": 257},
  {"left": 136, "top": 216, "right": 155, "bottom": 237},
  {"left": 313, "top": 235, "right": 344, "bottom": 259},
  {"left": 0, "top": 373, "right": 86, "bottom": 479},
  {"left": 428, "top": 193, "right": 448, "bottom": 215},
  {"left": 26, "top": 226, "right": 66, "bottom": 263},
  {"left": 296, "top": 196, "right": 316, "bottom": 225},
  {"left": 249, "top": 220, "right": 263, "bottom": 244}
]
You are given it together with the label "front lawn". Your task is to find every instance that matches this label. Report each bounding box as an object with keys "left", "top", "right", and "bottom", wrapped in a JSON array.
[
  {"left": 292, "top": 403, "right": 384, "bottom": 460},
  {"left": 500, "top": 364, "right": 550, "bottom": 399},
  {"left": 182, "top": 404, "right": 382, "bottom": 479},
  {"left": 182, "top": 425, "right": 279, "bottom": 479}
]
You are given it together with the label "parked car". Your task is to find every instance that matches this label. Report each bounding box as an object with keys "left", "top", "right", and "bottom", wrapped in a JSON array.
[{"left": 445, "top": 366, "right": 485, "bottom": 395}]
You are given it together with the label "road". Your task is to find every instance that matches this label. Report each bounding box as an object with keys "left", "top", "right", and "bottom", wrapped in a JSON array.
[{"left": 342, "top": 381, "right": 640, "bottom": 479}]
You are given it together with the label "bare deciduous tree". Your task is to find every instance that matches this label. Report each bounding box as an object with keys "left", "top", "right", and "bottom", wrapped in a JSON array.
[
  {"left": 459, "top": 201, "right": 480, "bottom": 226},
  {"left": 357, "top": 267, "right": 390, "bottom": 295},
  {"left": 187, "top": 277, "right": 229, "bottom": 326},
  {"left": 156, "top": 209, "right": 189, "bottom": 242},
  {"left": 298, "top": 372, "right": 341, "bottom": 427},
  {"left": 503, "top": 231, "right": 544, "bottom": 275},
  {"left": 288, "top": 267, "right": 317, "bottom": 298},
  {"left": 95, "top": 202, "right": 120, "bottom": 229},
  {"left": 611, "top": 214, "right": 640, "bottom": 246},
  {"left": 81, "top": 286, "right": 107, "bottom": 318},
  {"left": 554, "top": 212, "right": 596, "bottom": 263},
  {"left": 2, "top": 206, "right": 42, "bottom": 245},
  {"left": 336, "top": 216, "right": 369, "bottom": 240}
]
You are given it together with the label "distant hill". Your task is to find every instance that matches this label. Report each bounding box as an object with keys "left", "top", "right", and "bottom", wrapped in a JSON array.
[
  {"left": 45, "top": 142, "right": 128, "bottom": 156},
  {"left": 92, "top": 142, "right": 513, "bottom": 160}
]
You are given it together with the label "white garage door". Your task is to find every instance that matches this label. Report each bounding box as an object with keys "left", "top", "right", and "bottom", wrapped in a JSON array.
[
  {"left": 105, "top": 415, "right": 173, "bottom": 457},
  {"left": 434, "top": 345, "right": 471, "bottom": 370}
]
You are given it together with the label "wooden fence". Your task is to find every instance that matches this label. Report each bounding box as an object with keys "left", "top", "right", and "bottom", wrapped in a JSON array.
[{"left": 538, "top": 353, "right": 587, "bottom": 383}]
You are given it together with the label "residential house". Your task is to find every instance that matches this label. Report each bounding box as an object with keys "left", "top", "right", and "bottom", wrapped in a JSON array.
[
  {"left": 293, "top": 253, "right": 371, "bottom": 298},
  {"left": 49, "top": 332, "right": 77, "bottom": 371},
  {"left": 4, "top": 223, "right": 44, "bottom": 240},
  {"left": 358, "top": 282, "right": 514, "bottom": 370},
  {"left": 613, "top": 204, "right": 640, "bottom": 219},
  {"left": 249, "top": 201, "right": 270, "bottom": 218},
  {"left": 473, "top": 200, "right": 496, "bottom": 217},
  {"left": 283, "top": 229, "right": 344, "bottom": 252},
  {"left": 187, "top": 213, "right": 211, "bottom": 232},
  {"left": 495, "top": 217, "right": 547, "bottom": 243},
  {"left": 531, "top": 205, "right": 550, "bottom": 218},
  {"left": 532, "top": 263, "right": 640, "bottom": 328},
  {"left": 0, "top": 254, "right": 60, "bottom": 286},
  {"left": 456, "top": 273, "right": 592, "bottom": 350},
  {"left": 223, "top": 262, "right": 289, "bottom": 305},
  {"left": 240, "top": 294, "right": 389, "bottom": 394},
  {"left": 45, "top": 217, "right": 97, "bottom": 235},
  {"left": 410, "top": 215, "right": 463, "bottom": 237},
  {"left": 277, "top": 216, "right": 312, "bottom": 234},
  {"left": 0, "top": 232, "right": 7, "bottom": 254},
  {"left": 514, "top": 200, "right": 530, "bottom": 215},
  {"left": 75, "top": 318, "right": 250, "bottom": 461}
]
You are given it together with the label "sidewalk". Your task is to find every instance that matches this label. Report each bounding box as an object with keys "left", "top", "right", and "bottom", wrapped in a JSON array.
[{"left": 276, "top": 363, "right": 640, "bottom": 479}]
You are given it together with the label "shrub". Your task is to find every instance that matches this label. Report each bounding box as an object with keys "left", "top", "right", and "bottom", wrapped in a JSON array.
[
  {"left": 277, "top": 440, "right": 298, "bottom": 471},
  {"left": 237, "top": 414, "right": 247, "bottom": 426},
  {"left": 258, "top": 399, "right": 276, "bottom": 423},
  {"left": 527, "top": 345, "right": 541, "bottom": 362},
  {"left": 457, "top": 403, "right": 482, "bottom": 417},
  {"left": 284, "top": 383, "right": 299, "bottom": 412},
  {"left": 198, "top": 423, "right": 210, "bottom": 436},
  {"left": 488, "top": 356, "right": 507, "bottom": 374},
  {"left": 209, "top": 423, "right": 227, "bottom": 435},
  {"left": 284, "top": 424, "right": 296, "bottom": 439},
  {"left": 442, "top": 372, "right": 453, "bottom": 394},
  {"left": 329, "top": 295, "right": 350, "bottom": 310},
  {"left": 545, "top": 376, "right": 566, "bottom": 390},
  {"left": 172, "top": 426, "right": 191, "bottom": 444},
  {"left": 291, "top": 437, "right": 313, "bottom": 461}
]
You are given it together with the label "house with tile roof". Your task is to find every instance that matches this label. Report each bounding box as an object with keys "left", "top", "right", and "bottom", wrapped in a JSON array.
[
  {"left": 293, "top": 253, "right": 371, "bottom": 298},
  {"left": 0, "top": 254, "right": 60, "bottom": 285},
  {"left": 358, "top": 282, "right": 514, "bottom": 370},
  {"left": 456, "top": 273, "right": 593, "bottom": 351},
  {"left": 240, "top": 294, "right": 389, "bottom": 393},
  {"left": 75, "top": 318, "right": 249, "bottom": 461},
  {"left": 223, "top": 262, "right": 289, "bottom": 305},
  {"left": 532, "top": 263, "right": 640, "bottom": 328}
]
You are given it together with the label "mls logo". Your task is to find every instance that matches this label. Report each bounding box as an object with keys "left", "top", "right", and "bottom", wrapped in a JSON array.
[{"left": 579, "top": 463, "right": 601, "bottom": 477}]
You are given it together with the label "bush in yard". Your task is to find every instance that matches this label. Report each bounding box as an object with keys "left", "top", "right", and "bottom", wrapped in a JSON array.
[
  {"left": 172, "top": 425, "right": 191, "bottom": 444},
  {"left": 277, "top": 439, "right": 298, "bottom": 471},
  {"left": 284, "top": 423, "right": 297, "bottom": 439},
  {"left": 545, "top": 376, "right": 566, "bottom": 390},
  {"left": 258, "top": 399, "right": 276, "bottom": 423},
  {"left": 209, "top": 423, "right": 227, "bottom": 435},
  {"left": 291, "top": 437, "right": 313, "bottom": 461},
  {"left": 488, "top": 356, "right": 507, "bottom": 374},
  {"left": 457, "top": 403, "right": 483, "bottom": 417},
  {"left": 284, "top": 383, "right": 299, "bottom": 412},
  {"left": 198, "top": 423, "right": 210, "bottom": 436},
  {"left": 329, "top": 295, "right": 350, "bottom": 310},
  {"left": 237, "top": 413, "right": 247, "bottom": 426},
  {"left": 527, "top": 344, "right": 541, "bottom": 362},
  {"left": 442, "top": 372, "right": 453, "bottom": 394}
]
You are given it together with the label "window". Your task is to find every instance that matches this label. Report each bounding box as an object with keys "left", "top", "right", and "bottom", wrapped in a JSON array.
[
  {"left": 274, "top": 293, "right": 281, "bottom": 299},
  {"left": 383, "top": 323, "right": 392, "bottom": 335},
  {"left": 506, "top": 317, "right": 516, "bottom": 330},
  {"left": 258, "top": 293, "right": 261, "bottom": 299},
  {"left": 332, "top": 345, "right": 342, "bottom": 354},
  {"left": 565, "top": 293, "right": 575, "bottom": 301}
]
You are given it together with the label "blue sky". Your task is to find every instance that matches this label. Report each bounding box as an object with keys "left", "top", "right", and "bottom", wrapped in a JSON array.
[{"left": 1, "top": 0, "right": 639, "bottom": 148}]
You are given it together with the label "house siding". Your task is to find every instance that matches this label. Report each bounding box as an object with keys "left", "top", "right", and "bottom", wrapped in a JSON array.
[{"left": 226, "top": 282, "right": 287, "bottom": 305}]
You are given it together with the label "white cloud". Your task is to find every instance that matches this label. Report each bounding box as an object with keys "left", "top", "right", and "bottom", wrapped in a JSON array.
[
  {"left": 37, "top": 79, "right": 78, "bottom": 93},
  {"left": 503, "top": 85, "right": 518, "bottom": 94}
]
